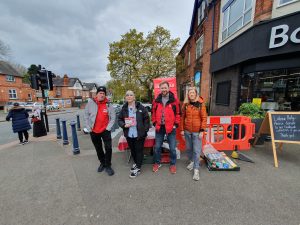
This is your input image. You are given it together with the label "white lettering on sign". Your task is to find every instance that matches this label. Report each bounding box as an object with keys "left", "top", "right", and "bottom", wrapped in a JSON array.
[{"left": 269, "top": 24, "right": 300, "bottom": 49}]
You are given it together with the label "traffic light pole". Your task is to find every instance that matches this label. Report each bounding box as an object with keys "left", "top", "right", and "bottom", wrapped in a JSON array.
[{"left": 42, "top": 88, "right": 49, "bottom": 132}]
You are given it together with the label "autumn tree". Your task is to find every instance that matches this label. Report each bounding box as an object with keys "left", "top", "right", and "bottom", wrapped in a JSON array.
[{"left": 107, "top": 26, "right": 180, "bottom": 102}]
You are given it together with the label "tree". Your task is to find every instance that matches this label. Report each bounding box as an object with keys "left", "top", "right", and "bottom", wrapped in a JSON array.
[
  {"left": 28, "top": 64, "right": 39, "bottom": 75},
  {"left": 107, "top": 26, "right": 180, "bottom": 102},
  {"left": 0, "top": 39, "right": 11, "bottom": 60}
]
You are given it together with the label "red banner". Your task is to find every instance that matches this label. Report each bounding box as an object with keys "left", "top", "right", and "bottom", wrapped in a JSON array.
[{"left": 153, "top": 77, "right": 177, "bottom": 99}]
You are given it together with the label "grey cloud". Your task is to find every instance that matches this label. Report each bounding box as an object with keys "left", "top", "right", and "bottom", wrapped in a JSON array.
[{"left": 0, "top": 0, "right": 194, "bottom": 85}]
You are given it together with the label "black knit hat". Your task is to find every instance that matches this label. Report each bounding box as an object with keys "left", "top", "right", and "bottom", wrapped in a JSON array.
[{"left": 97, "top": 86, "right": 107, "bottom": 95}]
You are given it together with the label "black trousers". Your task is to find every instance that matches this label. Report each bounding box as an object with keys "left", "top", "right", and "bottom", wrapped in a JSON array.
[
  {"left": 126, "top": 137, "right": 145, "bottom": 169},
  {"left": 18, "top": 130, "right": 29, "bottom": 142},
  {"left": 90, "top": 130, "right": 112, "bottom": 167}
]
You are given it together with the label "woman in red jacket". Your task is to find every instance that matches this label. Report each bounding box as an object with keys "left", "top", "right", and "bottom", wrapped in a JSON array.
[{"left": 180, "top": 87, "right": 207, "bottom": 181}]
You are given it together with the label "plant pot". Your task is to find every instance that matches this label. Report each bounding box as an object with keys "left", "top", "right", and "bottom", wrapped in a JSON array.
[
  {"left": 251, "top": 118, "right": 263, "bottom": 133},
  {"left": 251, "top": 118, "right": 264, "bottom": 145}
]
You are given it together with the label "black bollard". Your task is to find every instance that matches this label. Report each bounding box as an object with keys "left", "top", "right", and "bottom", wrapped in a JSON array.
[
  {"left": 70, "top": 121, "right": 80, "bottom": 155},
  {"left": 76, "top": 114, "right": 81, "bottom": 131},
  {"left": 61, "top": 119, "right": 69, "bottom": 145},
  {"left": 56, "top": 118, "right": 62, "bottom": 139}
]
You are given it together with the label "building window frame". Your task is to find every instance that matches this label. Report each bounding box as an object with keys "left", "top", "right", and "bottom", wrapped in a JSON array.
[
  {"left": 198, "top": 0, "right": 206, "bottom": 25},
  {"left": 277, "top": 0, "right": 298, "bottom": 7},
  {"left": 216, "top": 81, "right": 231, "bottom": 106},
  {"left": 9, "top": 89, "right": 17, "bottom": 99},
  {"left": 196, "top": 35, "right": 204, "bottom": 59},
  {"left": 188, "top": 50, "right": 191, "bottom": 66},
  {"left": 6, "top": 75, "right": 15, "bottom": 82},
  {"left": 28, "top": 93, "right": 32, "bottom": 101},
  {"left": 222, "top": 0, "right": 253, "bottom": 41}
]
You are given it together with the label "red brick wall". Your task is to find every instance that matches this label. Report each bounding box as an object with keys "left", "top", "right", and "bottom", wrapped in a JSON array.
[
  {"left": 176, "top": 1, "right": 221, "bottom": 105},
  {"left": 0, "top": 74, "right": 36, "bottom": 104},
  {"left": 254, "top": 0, "right": 273, "bottom": 23}
]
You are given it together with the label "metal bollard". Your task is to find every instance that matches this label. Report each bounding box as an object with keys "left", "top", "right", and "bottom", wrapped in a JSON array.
[
  {"left": 56, "top": 118, "right": 62, "bottom": 139},
  {"left": 61, "top": 119, "right": 69, "bottom": 145},
  {"left": 70, "top": 121, "right": 80, "bottom": 155},
  {"left": 76, "top": 114, "right": 81, "bottom": 131}
]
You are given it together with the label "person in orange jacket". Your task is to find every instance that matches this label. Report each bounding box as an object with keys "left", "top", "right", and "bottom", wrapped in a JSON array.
[{"left": 180, "top": 87, "right": 207, "bottom": 181}]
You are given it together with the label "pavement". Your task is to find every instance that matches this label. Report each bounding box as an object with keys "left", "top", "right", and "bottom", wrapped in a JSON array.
[{"left": 0, "top": 129, "right": 300, "bottom": 225}]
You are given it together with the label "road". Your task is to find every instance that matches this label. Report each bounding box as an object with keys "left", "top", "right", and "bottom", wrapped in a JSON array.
[{"left": 0, "top": 109, "right": 83, "bottom": 145}]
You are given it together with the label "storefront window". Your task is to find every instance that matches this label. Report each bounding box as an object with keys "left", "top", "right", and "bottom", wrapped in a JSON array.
[
  {"left": 240, "top": 68, "right": 300, "bottom": 111},
  {"left": 216, "top": 81, "right": 231, "bottom": 105}
]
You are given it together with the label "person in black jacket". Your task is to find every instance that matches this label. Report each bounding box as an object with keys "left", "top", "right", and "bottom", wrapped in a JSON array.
[
  {"left": 6, "top": 102, "right": 31, "bottom": 145},
  {"left": 118, "top": 90, "right": 150, "bottom": 178}
]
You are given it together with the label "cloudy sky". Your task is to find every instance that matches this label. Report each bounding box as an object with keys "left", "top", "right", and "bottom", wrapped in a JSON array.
[{"left": 0, "top": 0, "right": 194, "bottom": 84}]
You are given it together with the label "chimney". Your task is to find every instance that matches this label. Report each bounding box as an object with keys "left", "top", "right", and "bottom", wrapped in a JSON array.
[{"left": 63, "top": 74, "right": 69, "bottom": 86}]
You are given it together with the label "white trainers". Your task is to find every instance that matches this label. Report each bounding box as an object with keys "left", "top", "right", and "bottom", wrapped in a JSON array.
[
  {"left": 129, "top": 168, "right": 141, "bottom": 178},
  {"left": 193, "top": 169, "right": 200, "bottom": 181},
  {"left": 187, "top": 161, "right": 194, "bottom": 171},
  {"left": 130, "top": 164, "right": 137, "bottom": 172}
]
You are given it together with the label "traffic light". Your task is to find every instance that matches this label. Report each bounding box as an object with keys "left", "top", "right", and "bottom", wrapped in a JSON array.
[
  {"left": 30, "top": 74, "right": 39, "bottom": 90},
  {"left": 38, "top": 69, "right": 49, "bottom": 90},
  {"left": 47, "top": 71, "right": 53, "bottom": 91}
]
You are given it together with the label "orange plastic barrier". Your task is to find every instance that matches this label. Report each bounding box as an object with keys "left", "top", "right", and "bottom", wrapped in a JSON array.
[{"left": 203, "top": 116, "right": 255, "bottom": 151}]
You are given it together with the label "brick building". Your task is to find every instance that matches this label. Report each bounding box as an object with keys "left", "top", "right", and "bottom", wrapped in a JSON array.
[
  {"left": 176, "top": 0, "right": 221, "bottom": 104},
  {"left": 50, "top": 75, "right": 97, "bottom": 107},
  {"left": 177, "top": 0, "right": 300, "bottom": 114},
  {"left": 210, "top": 0, "right": 300, "bottom": 114},
  {"left": 0, "top": 61, "right": 36, "bottom": 110}
]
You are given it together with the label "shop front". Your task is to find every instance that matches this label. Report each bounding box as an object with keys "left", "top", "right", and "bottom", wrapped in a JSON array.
[{"left": 210, "top": 12, "right": 300, "bottom": 115}]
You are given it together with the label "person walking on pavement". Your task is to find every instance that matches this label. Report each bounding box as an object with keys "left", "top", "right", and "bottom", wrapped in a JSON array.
[
  {"left": 84, "top": 86, "right": 116, "bottom": 176},
  {"left": 118, "top": 90, "right": 150, "bottom": 178},
  {"left": 180, "top": 87, "right": 207, "bottom": 181},
  {"left": 32, "top": 106, "right": 47, "bottom": 137},
  {"left": 152, "top": 81, "right": 180, "bottom": 174},
  {"left": 6, "top": 102, "right": 31, "bottom": 145}
]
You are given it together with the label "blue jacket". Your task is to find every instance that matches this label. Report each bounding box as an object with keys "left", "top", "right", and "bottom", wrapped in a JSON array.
[{"left": 6, "top": 107, "right": 31, "bottom": 133}]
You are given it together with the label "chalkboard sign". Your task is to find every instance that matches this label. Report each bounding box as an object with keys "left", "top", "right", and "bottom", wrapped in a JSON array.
[
  {"left": 253, "top": 112, "right": 300, "bottom": 167},
  {"left": 271, "top": 114, "right": 300, "bottom": 141}
]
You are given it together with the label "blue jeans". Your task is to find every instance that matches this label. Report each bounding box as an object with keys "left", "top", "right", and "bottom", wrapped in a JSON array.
[
  {"left": 184, "top": 131, "right": 202, "bottom": 169},
  {"left": 154, "top": 126, "right": 177, "bottom": 165}
]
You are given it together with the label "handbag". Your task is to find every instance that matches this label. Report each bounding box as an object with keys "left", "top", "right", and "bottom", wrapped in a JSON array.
[{"left": 31, "top": 117, "right": 40, "bottom": 123}]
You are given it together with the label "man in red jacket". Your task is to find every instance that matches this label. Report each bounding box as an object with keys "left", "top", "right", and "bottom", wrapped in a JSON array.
[
  {"left": 84, "top": 86, "right": 116, "bottom": 176},
  {"left": 152, "top": 81, "right": 180, "bottom": 174}
]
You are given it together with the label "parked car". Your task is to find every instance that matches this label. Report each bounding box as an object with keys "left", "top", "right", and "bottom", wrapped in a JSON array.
[
  {"left": 112, "top": 103, "right": 121, "bottom": 114},
  {"left": 142, "top": 103, "right": 152, "bottom": 112},
  {"left": 24, "top": 102, "right": 34, "bottom": 112},
  {"left": 5, "top": 101, "right": 26, "bottom": 111},
  {"left": 46, "top": 103, "right": 59, "bottom": 111},
  {"left": 33, "top": 102, "right": 44, "bottom": 109}
]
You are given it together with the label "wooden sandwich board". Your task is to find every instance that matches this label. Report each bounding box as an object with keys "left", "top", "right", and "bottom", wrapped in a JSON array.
[{"left": 253, "top": 112, "right": 300, "bottom": 168}]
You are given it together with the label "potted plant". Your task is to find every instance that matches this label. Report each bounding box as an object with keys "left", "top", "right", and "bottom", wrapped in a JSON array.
[
  {"left": 238, "top": 103, "right": 265, "bottom": 131},
  {"left": 237, "top": 103, "right": 266, "bottom": 144}
]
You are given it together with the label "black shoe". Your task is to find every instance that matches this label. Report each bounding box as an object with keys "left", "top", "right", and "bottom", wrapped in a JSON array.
[
  {"left": 130, "top": 164, "right": 137, "bottom": 172},
  {"left": 23, "top": 140, "right": 29, "bottom": 144},
  {"left": 105, "top": 167, "right": 115, "bottom": 176},
  {"left": 19, "top": 142, "right": 24, "bottom": 145},
  {"left": 97, "top": 164, "right": 105, "bottom": 173},
  {"left": 129, "top": 168, "right": 140, "bottom": 178}
]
